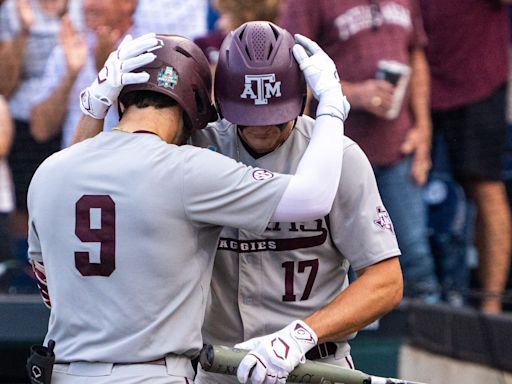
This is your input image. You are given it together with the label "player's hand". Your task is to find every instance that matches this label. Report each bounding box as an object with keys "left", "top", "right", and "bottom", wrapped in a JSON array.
[
  {"left": 235, "top": 320, "right": 318, "bottom": 384},
  {"left": 292, "top": 34, "right": 350, "bottom": 122},
  {"left": 292, "top": 34, "right": 341, "bottom": 99},
  {"left": 79, "top": 33, "right": 161, "bottom": 120}
]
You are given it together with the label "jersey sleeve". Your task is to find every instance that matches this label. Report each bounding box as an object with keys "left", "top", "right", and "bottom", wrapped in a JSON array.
[
  {"left": 330, "top": 142, "right": 401, "bottom": 271},
  {"left": 181, "top": 147, "right": 292, "bottom": 235}
]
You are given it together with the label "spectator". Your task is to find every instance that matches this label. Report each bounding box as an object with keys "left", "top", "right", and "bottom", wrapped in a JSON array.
[
  {"left": 30, "top": 0, "right": 138, "bottom": 149},
  {"left": 280, "top": 0, "right": 439, "bottom": 300},
  {"left": 134, "top": 0, "right": 208, "bottom": 39},
  {"left": 420, "top": 0, "right": 511, "bottom": 313},
  {"left": 194, "top": 0, "right": 280, "bottom": 64},
  {"left": 0, "top": 95, "right": 14, "bottom": 291},
  {"left": 0, "top": 0, "right": 79, "bottom": 285}
]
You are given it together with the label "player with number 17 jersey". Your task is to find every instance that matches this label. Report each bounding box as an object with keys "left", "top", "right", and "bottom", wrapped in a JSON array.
[{"left": 192, "top": 115, "right": 401, "bottom": 378}]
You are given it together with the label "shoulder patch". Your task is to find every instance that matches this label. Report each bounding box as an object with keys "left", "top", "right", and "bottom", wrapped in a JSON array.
[
  {"left": 252, "top": 169, "right": 274, "bottom": 180},
  {"left": 373, "top": 206, "right": 394, "bottom": 234}
]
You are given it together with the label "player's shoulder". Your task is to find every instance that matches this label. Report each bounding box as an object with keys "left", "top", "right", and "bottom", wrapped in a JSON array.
[
  {"left": 190, "top": 118, "right": 235, "bottom": 150},
  {"left": 28, "top": 142, "right": 81, "bottom": 194},
  {"left": 195, "top": 118, "right": 233, "bottom": 137},
  {"left": 34, "top": 143, "right": 77, "bottom": 172}
]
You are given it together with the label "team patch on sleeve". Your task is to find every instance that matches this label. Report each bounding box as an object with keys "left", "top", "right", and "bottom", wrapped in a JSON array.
[
  {"left": 373, "top": 206, "right": 394, "bottom": 234},
  {"left": 252, "top": 169, "right": 274, "bottom": 180}
]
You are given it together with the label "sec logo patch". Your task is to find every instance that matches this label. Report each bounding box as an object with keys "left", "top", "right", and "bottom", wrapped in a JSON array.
[{"left": 253, "top": 169, "right": 274, "bottom": 180}]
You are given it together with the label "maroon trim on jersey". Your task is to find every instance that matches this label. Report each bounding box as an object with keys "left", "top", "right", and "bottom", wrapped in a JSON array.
[
  {"left": 345, "top": 356, "right": 354, "bottom": 369},
  {"left": 133, "top": 130, "right": 159, "bottom": 136},
  {"left": 32, "top": 262, "right": 51, "bottom": 308},
  {"left": 218, "top": 229, "right": 327, "bottom": 253}
]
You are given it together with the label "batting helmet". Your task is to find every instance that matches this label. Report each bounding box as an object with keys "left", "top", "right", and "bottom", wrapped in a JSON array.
[
  {"left": 119, "top": 34, "right": 217, "bottom": 131},
  {"left": 214, "top": 21, "right": 307, "bottom": 126}
]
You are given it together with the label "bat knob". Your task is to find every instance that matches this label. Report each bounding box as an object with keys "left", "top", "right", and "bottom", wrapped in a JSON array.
[{"left": 199, "top": 344, "right": 214, "bottom": 371}]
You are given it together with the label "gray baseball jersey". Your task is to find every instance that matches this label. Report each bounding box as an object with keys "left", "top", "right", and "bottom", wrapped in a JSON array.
[
  {"left": 190, "top": 116, "right": 401, "bottom": 362},
  {"left": 27, "top": 131, "right": 291, "bottom": 364}
]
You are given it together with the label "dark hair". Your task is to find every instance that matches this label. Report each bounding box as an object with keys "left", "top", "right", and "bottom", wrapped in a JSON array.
[
  {"left": 120, "top": 90, "right": 193, "bottom": 144},
  {"left": 120, "top": 90, "right": 178, "bottom": 110}
]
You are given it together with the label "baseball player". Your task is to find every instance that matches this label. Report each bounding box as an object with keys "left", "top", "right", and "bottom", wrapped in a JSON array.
[
  {"left": 189, "top": 23, "right": 403, "bottom": 384},
  {"left": 28, "top": 32, "right": 348, "bottom": 384}
]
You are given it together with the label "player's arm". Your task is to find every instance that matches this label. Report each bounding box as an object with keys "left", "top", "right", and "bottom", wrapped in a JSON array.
[
  {"left": 270, "top": 34, "right": 350, "bottom": 223},
  {"left": 236, "top": 144, "right": 402, "bottom": 384},
  {"left": 26, "top": 180, "right": 51, "bottom": 309},
  {"left": 71, "top": 33, "right": 160, "bottom": 145},
  {"left": 303, "top": 144, "right": 402, "bottom": 341},
  {"left": 31, "top": 260, "right": 51, "bottom": 309},
  {"left": 236, "top": 258, "right": 402, "bottom": 384},
  {"left": 303, "top": 257, "right": 402, "bottom": 342},
  {"left": 71, "top": 114, "right": 104, "bottom": 144}
]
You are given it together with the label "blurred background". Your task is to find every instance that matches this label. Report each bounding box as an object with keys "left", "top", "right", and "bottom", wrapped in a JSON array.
[{"left": 0, "top": 0, "right": 511, "bottom": 383}]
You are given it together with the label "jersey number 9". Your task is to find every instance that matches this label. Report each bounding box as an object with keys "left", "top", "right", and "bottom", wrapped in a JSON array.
[{"left": 75, "top": 195, "right": 116, "bottom": 277}]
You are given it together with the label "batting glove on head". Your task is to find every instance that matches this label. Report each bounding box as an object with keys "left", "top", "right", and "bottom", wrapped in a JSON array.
[
  {"left": 235, "top": 320, "right": 318, "bottom": 384},
  {"left": 79, "top": 33, "right": 161, "bottom": 119},
  {"left": 292, "top": 34, "right": 350, "bottom": 122}
]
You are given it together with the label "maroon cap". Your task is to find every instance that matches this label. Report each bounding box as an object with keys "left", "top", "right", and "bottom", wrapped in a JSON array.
[
  {"left": 214, "top": 22, "right": 306, "bottom": 126},
  {"left": 119, "top": 34, "right": 217, "bottom": 130}
]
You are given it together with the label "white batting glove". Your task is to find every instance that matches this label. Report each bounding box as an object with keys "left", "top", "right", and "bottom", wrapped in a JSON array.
[
  {"left": 292, "top": 34, "right": 350, "bottom": 122},
  {"left": 79, "top": 33, "right": 161, "bottom": 119},
  {"left": 235, "top": 320, "right": 318, "bottom": 384}
]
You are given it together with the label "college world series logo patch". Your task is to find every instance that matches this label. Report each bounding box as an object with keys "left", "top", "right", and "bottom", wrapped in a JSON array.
[{"left": 158, "top": 66, "right": 178, "bottom": 89}]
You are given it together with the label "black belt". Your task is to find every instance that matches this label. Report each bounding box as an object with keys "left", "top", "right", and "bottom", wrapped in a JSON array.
[{"left": 306, "top": 342, "right": 337, "bottom": 360}]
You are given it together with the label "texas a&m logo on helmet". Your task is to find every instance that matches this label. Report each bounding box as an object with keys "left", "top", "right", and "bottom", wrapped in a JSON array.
[{"left": 240, "top": 74, "right": 282, "bottom": 105}]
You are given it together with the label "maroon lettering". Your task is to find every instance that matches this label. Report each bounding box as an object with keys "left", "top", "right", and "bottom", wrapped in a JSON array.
[
  {"left": 282, "top": 261, "right": 296, "bottom": 302},
  {"left": 282, "top": 259, "right": 319, "bottom": 302},
  {"left": 75, "top": 195, "right": 116, "bottom": 277}
]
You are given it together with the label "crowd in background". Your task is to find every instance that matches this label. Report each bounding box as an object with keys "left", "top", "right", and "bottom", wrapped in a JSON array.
[{"left": 0, "top": 0, "right": 511, "bottom": 313}]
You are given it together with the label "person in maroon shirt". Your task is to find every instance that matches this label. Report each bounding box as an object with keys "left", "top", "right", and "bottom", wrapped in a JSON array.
[
  {"left": 420, "top": 0, "right": 511, "bottom": 313},
  {"left": 280, "top": 0, "right": 439, "bottom": 300}
]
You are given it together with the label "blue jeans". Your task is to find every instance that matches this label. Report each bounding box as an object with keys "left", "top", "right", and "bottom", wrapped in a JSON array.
[
  {"left": 426, "top": 132, "right": 471, "bottom": 304},
  {"left": 373, "top": 156, "right": 439, "bottom": 299}
]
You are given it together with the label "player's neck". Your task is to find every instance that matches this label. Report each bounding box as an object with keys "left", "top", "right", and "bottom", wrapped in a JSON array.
[{"left": 116, "top": 105, "right": 183, "bottom": 144}]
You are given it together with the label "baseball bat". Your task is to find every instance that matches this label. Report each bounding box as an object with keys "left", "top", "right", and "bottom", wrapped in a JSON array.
[{"left": 199, "top": 344, "right": 427, "bottom": 384}]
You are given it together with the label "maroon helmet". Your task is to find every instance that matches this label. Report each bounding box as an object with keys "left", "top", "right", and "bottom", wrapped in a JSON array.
[
  {"left": 214, "top": 21, "right": 307, "bottom": 126},
  {"left": 119, "top": 34, "right": 217, "bottom": 131}
]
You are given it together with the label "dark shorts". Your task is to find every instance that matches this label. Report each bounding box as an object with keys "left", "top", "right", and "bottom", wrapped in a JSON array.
[
  {"left": 432, "top": 84, "right": 507, "bottom": 182},
  {"left": 7, "top": 120, "right": 61, "bottom": 210}
]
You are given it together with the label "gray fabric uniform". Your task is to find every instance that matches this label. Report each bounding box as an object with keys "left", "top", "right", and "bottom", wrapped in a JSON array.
[
  {"left": 27, "top": 131, "right": 291, "bottom": 374},
  {"left": 191, "top": 116, "right": 401, "bottom": 383}
]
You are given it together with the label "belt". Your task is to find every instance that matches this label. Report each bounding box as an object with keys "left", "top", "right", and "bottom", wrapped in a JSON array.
[{"left": 306, "top": 342, "right": 338, "bottom": 360}]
